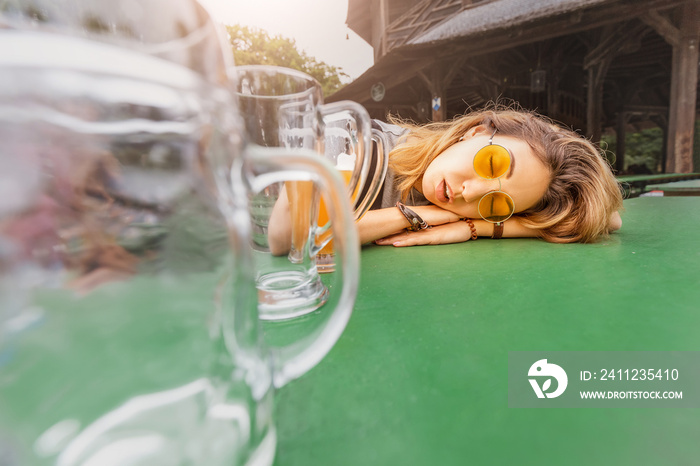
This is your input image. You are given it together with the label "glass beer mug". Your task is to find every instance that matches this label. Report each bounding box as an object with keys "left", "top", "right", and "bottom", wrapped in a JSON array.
[
  {"left": 234, "top": 65, "right": 378, "bottom": 318},
  {"left": 0, "top": 1, "right": 358, "bottom": 465},
  {"left": 317, "top": 114, "right": 389, "bottom": 272}
]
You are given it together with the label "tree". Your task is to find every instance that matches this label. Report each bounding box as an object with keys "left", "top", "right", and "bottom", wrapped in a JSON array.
[
  {"left": 602, "top": 127, "right": 664, "bottom": 173},
  {"left": 226, "top": 25, "right": 347, "bottom": 97}
]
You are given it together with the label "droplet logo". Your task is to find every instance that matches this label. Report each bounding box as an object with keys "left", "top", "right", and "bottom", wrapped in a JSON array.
[{"left": 528, "top": 359, "right": 568, "bottom": 399}]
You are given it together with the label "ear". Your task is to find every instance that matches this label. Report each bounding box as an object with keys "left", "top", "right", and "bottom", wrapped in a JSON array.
[{"left": 460, "top": 124, "right": 490, "bottom": 140}]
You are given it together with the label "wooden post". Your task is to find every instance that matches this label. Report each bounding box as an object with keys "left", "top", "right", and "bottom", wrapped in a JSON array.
[
  {"left": 586, "top": 61, "right": 608, "bottom": 143},
  {"left": 584, "top": 23, "right": 647, "bottom": 143},
  {"left": 615, "top": 112, "right": 629, "bottom": 173},
  {"left": 547, "top": 65, "right": 561, "bottom": 120},
  {"left": 371, "top": 0, "right": 389, "bottom": 60},
  {"left": 418, "top": 59, "right": 465, "bottom": 122},
  {"left": 431, "top": 68, "right": 447, "bottom": 122},
  {"left": 642, "top": 2, "right": 699, "bottom": 173},
  {"left": 667, "top": 2, "right": 699, "bottom": 173},
  {"left": 583, "top": 28, "right": 618, "bottom": 143},
  {"left": 651, "top": 114, "right": 669, "bottom": 172}
]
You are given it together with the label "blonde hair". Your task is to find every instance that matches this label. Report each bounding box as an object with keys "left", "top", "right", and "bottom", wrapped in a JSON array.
[{"left": 387, "top": 106, "right": 624, "bottom": 243}]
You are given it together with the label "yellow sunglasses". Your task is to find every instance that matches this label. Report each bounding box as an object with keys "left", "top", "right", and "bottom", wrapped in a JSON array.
[{"left": 472, "top": 128, "right": 515, "bottom": 223}]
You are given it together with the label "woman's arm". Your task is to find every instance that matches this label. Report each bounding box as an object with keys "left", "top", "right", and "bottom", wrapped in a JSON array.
[
  {"left": 357, "top": 205, "right": 462, "bottom": 244},
  {"left": 374, "top": 215, "right": 538, "bottom": 247},
  {"left": 269, "top": 197, "right": 605, "bottom": 252},
  {"left": 268, "top": 202, "right": 465, "bottom": 254},
  {"left": 267, "top": 188, "right": 292, "bottom": 256},
  {"left": 374, "top": 210, "right": 622, "bottom": 247}
]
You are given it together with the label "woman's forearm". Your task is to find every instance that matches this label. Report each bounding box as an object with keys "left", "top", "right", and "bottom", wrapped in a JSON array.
[
  {"left": 358, "top": 207, "right": 544, "bottom": 248},
  {"left": 269, "top": 202, "right": 419, "bottom": 254},
  {"left": 357, "top": 208, "right": 412, "bottom": 244},
  {"left": 358, "top": 204, "right": 466, "bottom": 244},
  {"left": 267, "top": 189, "right": 292, "bottom": 256},
  {"left": 472, "top": 217, "right": 540, "bottom": 238},
  {"left": 271, "top": 202, "right": 553, "bottom": 255}
]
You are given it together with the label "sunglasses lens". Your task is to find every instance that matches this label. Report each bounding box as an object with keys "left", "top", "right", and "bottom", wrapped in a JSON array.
[
  {"left": 473, "top": 144, "right": 511, "bottom": 179},
  {"left": 478, "top": 191, "right": 514, "bottom": 223}
]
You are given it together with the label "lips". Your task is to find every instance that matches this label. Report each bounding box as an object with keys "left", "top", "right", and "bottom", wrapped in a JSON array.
[{"left": 435, "top": 179, "right": 450, "bottom": 203}]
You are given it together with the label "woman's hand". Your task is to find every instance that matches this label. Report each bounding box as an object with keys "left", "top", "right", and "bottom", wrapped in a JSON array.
[
  {"left": 374, "top": 220, "right": 473, "bottom": 247},
  {"left": 374, "top": 214, "right": 543, "bottom": 247},
  {"left": 406, "top": 204, "right": 463, "bottom": 227},
  {"left": 357, "top": 204, "right": 462, "bottom": 244}
]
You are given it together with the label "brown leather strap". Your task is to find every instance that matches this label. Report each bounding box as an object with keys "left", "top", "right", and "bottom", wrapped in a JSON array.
[
  {"left": 396, "top": 202, "right": 429, "bottom": 231},
  {"left": 492, "top": 222, "right": 504, "bottom": 239}
]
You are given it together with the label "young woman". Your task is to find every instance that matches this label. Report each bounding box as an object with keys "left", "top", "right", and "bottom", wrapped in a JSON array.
[
  {"left": 364, "top": 106, "right": 623, "bottom": 247},
  {"left": 268, "top": 106, "right": 623, "bottom": 255}
]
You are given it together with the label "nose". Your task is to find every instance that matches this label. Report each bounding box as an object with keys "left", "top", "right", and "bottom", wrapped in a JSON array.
[{"left": 460, "top": 177, "right": 501, "bottom": 202}]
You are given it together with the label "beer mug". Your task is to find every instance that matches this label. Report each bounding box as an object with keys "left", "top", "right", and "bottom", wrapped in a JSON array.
[
  {"left": 0, "top": 1, "right": 357, "bottom": 465},
  {"left": 317, "top": 116, "right": 389, "bottom": 272},
  {"left": 234, "top": 65, "right": 373, "bottom": 319}
]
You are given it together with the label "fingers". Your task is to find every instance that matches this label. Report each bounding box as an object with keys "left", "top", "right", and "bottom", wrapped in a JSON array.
[
  {"left": 374, "top": 222, "right": 472, "bottom": 247},
  {"left": 374, "top": 231, "right": 414, "bottom": 246}
]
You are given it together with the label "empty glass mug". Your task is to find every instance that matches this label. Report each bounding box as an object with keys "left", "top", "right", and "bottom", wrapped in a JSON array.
[
  {"left": 317, "top": 115, "right": 389, "bottom": 272},
  {"left": 0, "top": 1, "right": 358, "bottom": 465},
  {"left": 233, "top": 65, "right": 374, "bottom": 319}
]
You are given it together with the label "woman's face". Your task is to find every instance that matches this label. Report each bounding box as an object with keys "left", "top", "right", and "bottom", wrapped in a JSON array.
[{"left": 419, "top": 126, "right": 551, "bottom": 219}]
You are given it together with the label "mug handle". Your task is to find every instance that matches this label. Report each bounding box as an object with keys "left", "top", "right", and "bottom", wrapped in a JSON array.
[
  {"left": 243, "top": 146, "right": 359, "bottom": 388},
  {"left": 356, "top": 128, "right": 389, "bottom": 218},
  {"left": 317, "top": 101, "right": 384, "bottom": 220}
]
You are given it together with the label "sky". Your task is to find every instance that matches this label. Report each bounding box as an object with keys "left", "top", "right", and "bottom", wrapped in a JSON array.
[{"left": 199, "top": 0, "right": 375, "bottom": 81}]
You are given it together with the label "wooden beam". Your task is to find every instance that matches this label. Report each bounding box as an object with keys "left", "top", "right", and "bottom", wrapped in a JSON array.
[
  {"left": 583, "top": 22, "right": 653, "bottom": 142},
  {"left": 640, "top": 10, "right": 682, "bottom": 47},
  {"left": 584, "top": 28, "right": 617, "bottom": 142},
  {"left": 414, "top": 0, "right": 686, "bottom": 64},
  {"left": 665, "top": 0, "right": 699, "bottom": 173},
  {"left": 417, "top": 69, "right": 446, "bottom": 121},
  {"left": 443, "top": 57, "right": 466, "bottom": 87},
  {"left": 546, "top": 43, "right": 567, "bottom": 119},
  {"left": 331, "top": 0, "right": 685, "bottom": 105},
  {"left": 583, "top": 23, "right": 649, "bottom": 70},
  {"left": 341, "top": 58, "right": 434, "bottom": 104},
  {"left": 623, "top": 105, "right": 669, "bottom": 114},
  {"left": 650, "top": 114, "right": 670, "bottom": 171},
  {"left": 586, "top": 60, "right": 610, "bottom": 142},
  {"left": 385, "top": 0, "right": 465, "bottom": 53},
  {"left": 417, "top": 58, "right": 466, "bottom": 121},
  {"left": 615, "top": 112, "right": 631, "bottom": 173},
  {"left": 372, "top": 0, "right": 389, "bottom": 60}
]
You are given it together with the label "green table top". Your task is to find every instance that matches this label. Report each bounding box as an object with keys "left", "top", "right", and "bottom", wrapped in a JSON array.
[
  {"left": 617, "top": 173, "right": 700, "bottom": 198},
  {"left": 645, "top": 179, "right": 700, "bottom": 193},
  {"left": 271, "top": 197, "right": 700, "bottom": 466},
  {"left": 617, "top": 173, "right": 700, "bottom": 184}
]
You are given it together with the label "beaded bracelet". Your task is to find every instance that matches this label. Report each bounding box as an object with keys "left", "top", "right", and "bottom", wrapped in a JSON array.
[{"left": 464, "top": 218, "right": 478, "bottom": 240}]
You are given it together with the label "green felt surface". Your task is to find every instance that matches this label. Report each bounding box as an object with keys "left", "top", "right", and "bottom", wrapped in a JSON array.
[
  {"left": 618, "top": 173, "right": 700, "bottom": 198},
  {"left": 2, "top": 197, "right": 698, "bottom": 465},
  {"left": 272, "top": 197, "right": 700, "bottom": 466},
  {"left": 617, "top": 173, "right": 700, "bottom": 183},
  {"left": 645, "top": 179, "right": 700, "bottom": 193}
]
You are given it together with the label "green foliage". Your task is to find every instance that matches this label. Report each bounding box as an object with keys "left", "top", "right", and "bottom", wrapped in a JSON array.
[
  {"left": 226, "top": 24, "right": 347, "bottom": 97},
  {"left": 601, "top": 127, "right": 664, "bottom": 173},
  {"left": 603, "top": 120, "right": 700, "bottom": 173}
]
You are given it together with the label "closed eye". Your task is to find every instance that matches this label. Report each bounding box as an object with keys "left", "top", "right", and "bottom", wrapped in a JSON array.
[{"left": 505, "top": 148, "right": 516, "bottom": 179}]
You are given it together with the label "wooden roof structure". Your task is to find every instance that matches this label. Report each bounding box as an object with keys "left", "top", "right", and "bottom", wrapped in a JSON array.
[{"left": 333, "top": 0, "right": 699, "bottom": 173}]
